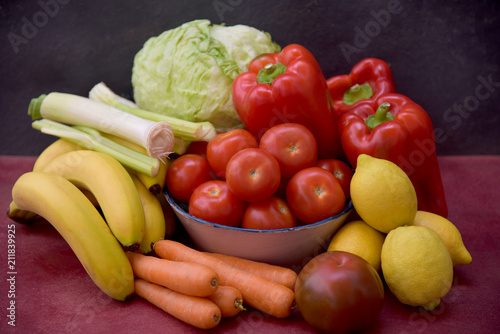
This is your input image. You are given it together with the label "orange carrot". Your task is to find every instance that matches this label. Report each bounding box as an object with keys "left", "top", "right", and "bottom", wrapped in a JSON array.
[
  {"left": 206, "top": 252, "right": 298, "bottom": 291},
  {"left": 134, "top": 278, "right": 221, "bottom": 330},
  {"left": 206, "top": 285, "right": 245, "bottom": 318},
  {"left": 153, "top": 240, "right": 295, "bottom": 318},
  {"left": 127, "top": 252, "right": 219, "bottom": 297}
]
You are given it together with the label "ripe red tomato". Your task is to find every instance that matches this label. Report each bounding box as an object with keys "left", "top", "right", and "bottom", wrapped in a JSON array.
[
  {"left": 241, "top": 197, "right": 297, "bottom": 230},
  {"left": 286, "top": 167, "right": 345, "bottom": 224},
  {"left": 188, "top": 180, "right": 246, "bottom": 227},
  {"left": 185, "top": 141, "right": 208, "bottom": 157},
  {"left": 206, "top": 129, "right": 258, "bottom": 179},
  {"left": 315, "top": 159, "right": 354, "bottom": 199},
  {"left": 259, "top": 123, "right": 318, "bottom": 179},
  {"left": 166, "top": 154, "right": 213, "bottom": 203},
  {"left": 225, "top": 148, "right": 281, "bottom": 202},
  {"left": 295, "top": 251, "right": 384, "bottom": 334}
]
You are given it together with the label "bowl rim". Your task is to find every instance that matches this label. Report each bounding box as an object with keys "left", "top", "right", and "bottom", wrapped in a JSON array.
[{"left": 165, "top": 190, "right": 353, "bottom": 234}]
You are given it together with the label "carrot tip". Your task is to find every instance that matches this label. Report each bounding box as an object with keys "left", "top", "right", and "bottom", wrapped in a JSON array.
[{"left": 211, "top": 278, "right": 219, "bottom": 288}]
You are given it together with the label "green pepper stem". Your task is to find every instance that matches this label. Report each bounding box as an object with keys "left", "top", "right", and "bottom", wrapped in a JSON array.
[
  {"left": 365, "top": 102, "right": 394, "bottom": 130},
  {"left": 342, "top": 83, "right": 373, "bottom": 105},
  {"left": 257, "top": 62, "right": 287, "bottom": 84}
]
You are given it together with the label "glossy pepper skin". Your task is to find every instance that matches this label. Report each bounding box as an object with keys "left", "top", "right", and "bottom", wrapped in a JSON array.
[
  {"left": 339, "top": 93, "right": 448, "bottom": 218},
  {"left": 232, "top": 44, "right": 343, "bottom": 159},
  {"left": 327, "top": 58, "right": 396, "bottom": 116}
]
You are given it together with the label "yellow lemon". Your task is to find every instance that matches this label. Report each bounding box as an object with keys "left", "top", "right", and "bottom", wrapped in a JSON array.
[
  {"left": 327, "top": 220, "right": 385, "bottom": 271},
  {"left": 412, "top": 211, "right": 472, "bottom": 266},
  {"left": 381, "top": 225, "right": 453, "bottom": 310},
  {"left": 350, "top": 154, "right": 417, "bottom": 233}
]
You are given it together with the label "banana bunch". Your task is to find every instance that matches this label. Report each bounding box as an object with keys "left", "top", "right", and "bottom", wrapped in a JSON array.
[
  {"left": 102, "top": 133, "right": 170, "bottom": 195},
  {"left": 11, "top": 171, "right": 135, "bottom": 301},
  {"left": 7, "top": 138, "right": 178, "bottom": 300}
]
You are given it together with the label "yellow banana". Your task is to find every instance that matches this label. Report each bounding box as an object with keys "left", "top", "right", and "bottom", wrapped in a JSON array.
[
  {"left": 10, "top": 172, "right": 134, "bottom": 301},
  {"left": 32, "top": 138, "right": 100, "bottom": 205},
  {"left": 7, "top": 139, "right": 90, "bottom": 223},
  {"left": 129, "top": 173, "right": 166, "bottom": 254},
  {"left": 79, "top": 188, "right": 100, "bottom": 207},
  {"left": 42, "top": 150, "right": 145, "bottom": 248},
  {"left": 103, "top": 133, "right": 168, "bottom": 194},
  {"left": 146, "top": 158, "right": 169, "bottom": 194},
  {"left": 33, "top": 138, "right": 85, "bottom": 172},
  {"left": 136, "top": 159, "right": 169, "bottom": 194},
  {"left": 7, "top": 201, "right": 40, "bottom": 223}
]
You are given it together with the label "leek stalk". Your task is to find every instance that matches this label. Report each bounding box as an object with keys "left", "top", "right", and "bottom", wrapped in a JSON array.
[
  {"left": 32, "top": 119, "right": 160, "bottom": 176},
  {"left": 89, "top": 82, "right": 217, "bottom": 142},
  {"left": 29, "top": 92, "right": 175, "bottom": 160}
]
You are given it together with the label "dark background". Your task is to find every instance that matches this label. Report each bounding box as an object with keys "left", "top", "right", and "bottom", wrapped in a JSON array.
[{"left": 1, "top": 0, "right": 499, "bottom": 156}]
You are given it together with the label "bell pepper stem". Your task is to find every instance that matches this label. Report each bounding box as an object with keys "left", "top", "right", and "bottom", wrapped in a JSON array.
[
  {"left": 365, "top": 102, "right": 394, "bottom": 130},
  {"left": 343, "top": 83, "right": 373, "bottom": 105},
  {"left": 257, "top": 62, "right": 287, "bottom": 84}
]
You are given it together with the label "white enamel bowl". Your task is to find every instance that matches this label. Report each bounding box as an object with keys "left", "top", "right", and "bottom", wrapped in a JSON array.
[{"left": 165, "top": 191, "right": 353, "bottom": 270}]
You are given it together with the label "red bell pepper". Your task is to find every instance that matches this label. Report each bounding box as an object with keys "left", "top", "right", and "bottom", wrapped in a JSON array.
[
  {"left": 232, "top": 44, "right": 343, "bottom": 159},
  {"left": 339, "top": 93, "right": 448, "bottom": 218},
  {"left": 327, "top": 58, "right": 396, "bottom": 116}
]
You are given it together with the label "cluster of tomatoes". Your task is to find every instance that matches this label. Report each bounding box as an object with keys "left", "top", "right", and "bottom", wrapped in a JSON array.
[{"left": 166, "top": 123, "right": 353, "bottom": 229}]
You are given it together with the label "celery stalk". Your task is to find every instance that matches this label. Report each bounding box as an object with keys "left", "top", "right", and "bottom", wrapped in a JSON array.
[
  {"left": 173, "top": 137, "right": 188, "bottom": 155},
  {"left": 32, "top": 119, "right": 160, "bottom": 177},
  {"left": 89, "top": 82, "right": 217, "bottom": 142}
]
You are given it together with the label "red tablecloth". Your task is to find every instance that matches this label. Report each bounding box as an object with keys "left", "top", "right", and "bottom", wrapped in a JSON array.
[{"left": 1, "top": 155, "right": 499, "bottom": 333}]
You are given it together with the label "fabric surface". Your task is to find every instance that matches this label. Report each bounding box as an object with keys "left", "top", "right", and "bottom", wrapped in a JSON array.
[{"left": 0, "top": 155, "right": 499, "bottom": 333}]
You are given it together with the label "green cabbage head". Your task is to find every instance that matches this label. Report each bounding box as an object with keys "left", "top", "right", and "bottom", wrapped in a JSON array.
[{"left": 131, "top": 19, "right": 281, "bottom": 130}]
